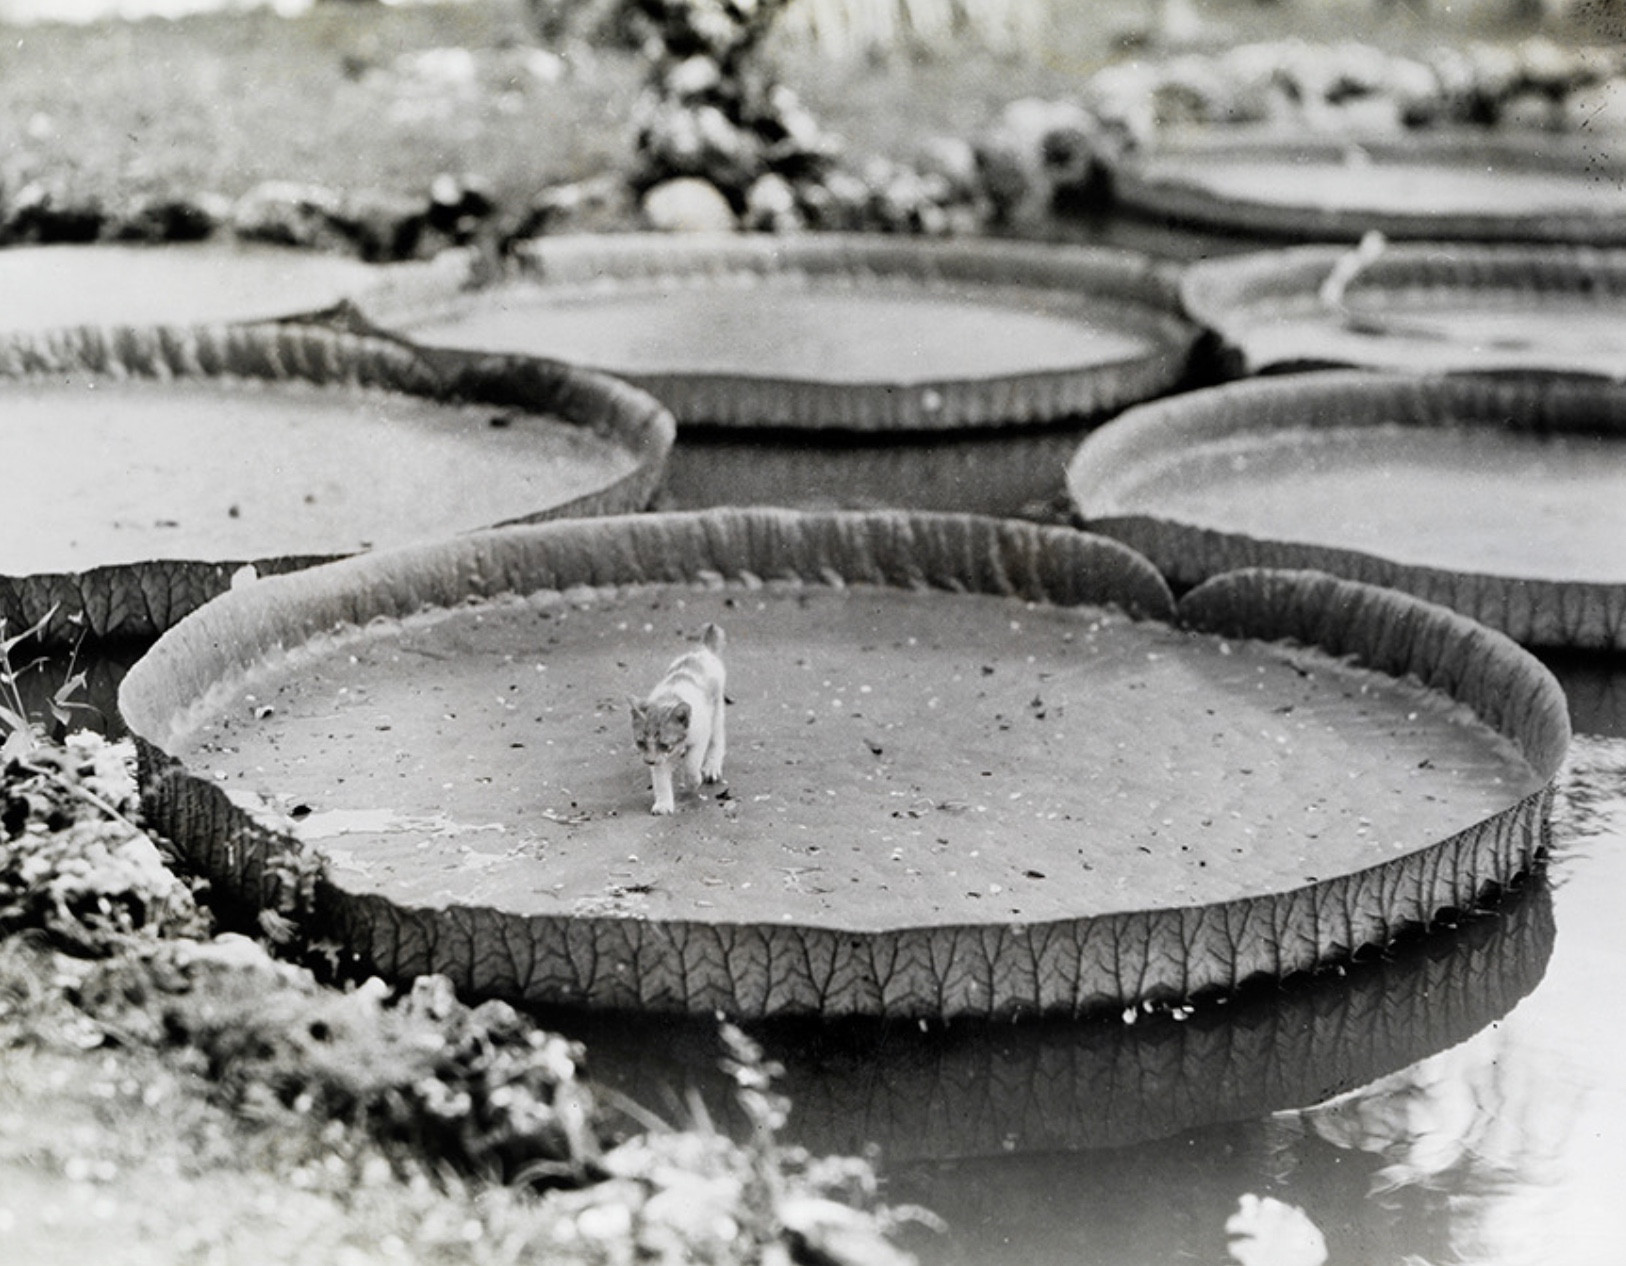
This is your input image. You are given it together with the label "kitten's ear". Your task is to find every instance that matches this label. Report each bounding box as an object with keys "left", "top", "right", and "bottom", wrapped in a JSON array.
[
  {"left": 627, "top": 695, "right": 646, "bottom": 718},
  {"left": 673, "top": 701, "right": 691, "bottom": 721}
]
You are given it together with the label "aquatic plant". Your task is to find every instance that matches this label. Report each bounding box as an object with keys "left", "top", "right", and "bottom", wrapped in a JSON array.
[
  {"left": 530, "top": 1019, "right": 937, "bottom": 1265},
  {"left": 1, "top": 615, "right": 203, "bottom": 956},
  {"left": 0, "top": 606, "right": 92, "bottom": 763}
]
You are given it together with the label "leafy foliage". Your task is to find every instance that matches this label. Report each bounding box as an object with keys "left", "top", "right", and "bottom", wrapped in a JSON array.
[
  {"left": 0, "top": 605, "right": 93, "bottom": 764},
  {"left": 1, "top": 729, "right": 212, "bottom": 955},
  {"left": 531, "top": 1020, "right": 935, "bottom": 1265}
]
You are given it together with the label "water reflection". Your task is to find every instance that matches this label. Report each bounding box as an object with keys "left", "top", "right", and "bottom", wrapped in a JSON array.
[
  {"left": 1536, "top": 650, "right": 1626, "bottom": 740},
  {"left": 550, "top": 867, "right": 1552, "bottom": 1158},
  {"left": 544, "top": 869, "right": 1553, "bottom": 1253},
  {"left": 1272, "top": 735, "right": 1626, "bottom": 1266},
  {"left": 657, "top": 423, "right": 1086, "bottom": 520},
  {"left": 593, "top": 865, "right": 1554, "bottom": 1160}
]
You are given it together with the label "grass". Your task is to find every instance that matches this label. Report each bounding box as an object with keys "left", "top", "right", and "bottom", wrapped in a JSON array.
[
  {"left": 0, "top": 2, "right": 641, "bottom": 211},
  {"left": 0, "top": 0, "right": 1579, "bottom": 227},
  {"left": 0, "top": 1038, "right": 551, "bottom": 1266},
  {"left": 1, "top": 969, "right": 925, "bottom": 1265},
  {"left": 1, "top": 949, "right": 930, "bottom": 1264}
]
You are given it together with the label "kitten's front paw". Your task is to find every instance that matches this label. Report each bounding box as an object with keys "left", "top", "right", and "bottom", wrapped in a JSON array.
[
  {"left": 701, "top": 762, "right": 723, "bottom": 784},
  {"left": 651, "top": 799, "right": 676, "bottom": 816}
]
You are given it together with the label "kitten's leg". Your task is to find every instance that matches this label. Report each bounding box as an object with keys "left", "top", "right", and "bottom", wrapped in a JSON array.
[
  {"left": 650, "top": 761, "right": 676, "bottom": 815},
  {"left": 701, "top": 693, "right": 725, "bottom": 783},
  {"left": 682, "top": 741, "right": 705, "bottom": 795}
]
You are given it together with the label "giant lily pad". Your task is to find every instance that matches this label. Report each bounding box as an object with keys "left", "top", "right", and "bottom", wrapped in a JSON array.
[
  {"left": 1112, "top": 129, "right": 1626, "bottom": 244},
  {"left": 398, "top": 234, "right": 1197, "bottom": 514},
  {"left": 1067, "top": 371, "right": 1626, "bottom": 649},
  {"left": 0, "top": 323, "right": 673, "bottom": 645},
  {"left": 121, "top": 509, "right": 1566, "bottom": 1020},
  {"left": 0, "top": 242, "right": 474, "bottom": 332},
  {"left": 1181, "top": 242, "right": 1626, "bottom": 378}
]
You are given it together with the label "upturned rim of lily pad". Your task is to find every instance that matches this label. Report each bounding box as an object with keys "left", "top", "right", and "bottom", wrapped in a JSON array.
[
  {"left": 120, "top": 508, "right": 1568, "bottom": 1020},
  {"left": 1066, "top": 369, "right": 1626, "bottom": 650},
  {"left": 404, "top": 232, "right": 1198, "bottom": 431},
  {"left": 1179, "top": 240, "right": 1626, "bottom": 378},
  {"left": 1111, "top": 127, "right": 1626, "bottom": 245},
  {"left": 0, "top": 241, "right": 478, "bottom": 333},
  {"left": 0, "top": 321, "right": 674, "bottom": 646}
]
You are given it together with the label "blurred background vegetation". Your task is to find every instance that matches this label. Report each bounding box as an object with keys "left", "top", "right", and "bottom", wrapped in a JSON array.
[{"left": 0, "top": 0, "right": 1608, "bottom": 229}]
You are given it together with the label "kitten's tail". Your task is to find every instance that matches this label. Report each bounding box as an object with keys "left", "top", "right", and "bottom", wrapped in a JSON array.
[{"left": 700, "top": 622, "right": 725, "bottom": 654}]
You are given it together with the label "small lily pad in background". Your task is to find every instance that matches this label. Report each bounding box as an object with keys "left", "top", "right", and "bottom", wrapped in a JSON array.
[
  {"left": 1111, "top": 128, "right": 1626, "bottom": 245},
  {"left": 1180, "top": 241, "right": 1626, "bottom": 379},
  {"left": 0, "top": 242, "right": 476, "bottom": 333},
  {"left": 1067, "top": 370, "right": 1626, "bottom": 649}
]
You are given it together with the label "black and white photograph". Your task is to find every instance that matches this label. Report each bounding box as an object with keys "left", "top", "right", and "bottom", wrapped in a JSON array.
[{"left": 1, "top": 1, "right": 1623, "bottom": 1262}]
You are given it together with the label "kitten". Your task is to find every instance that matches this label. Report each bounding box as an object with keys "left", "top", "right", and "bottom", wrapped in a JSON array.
[{"left": 629, "top": 623, "right": 726, "bottom": 815}]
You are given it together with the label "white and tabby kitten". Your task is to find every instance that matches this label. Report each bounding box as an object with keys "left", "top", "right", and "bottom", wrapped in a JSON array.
[{"left": 629, "top": 623, "right": 726, "bottom": 815}]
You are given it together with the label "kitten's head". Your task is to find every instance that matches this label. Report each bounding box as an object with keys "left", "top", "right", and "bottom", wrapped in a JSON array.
[{"left": 629, "top": 697, "right": 690, "bottom": 765}]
